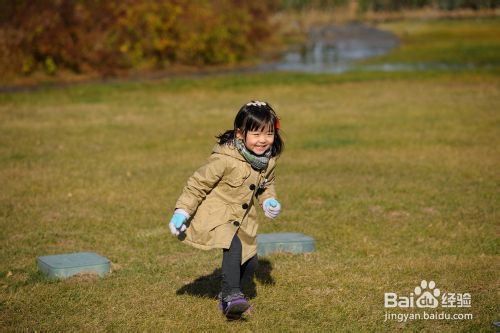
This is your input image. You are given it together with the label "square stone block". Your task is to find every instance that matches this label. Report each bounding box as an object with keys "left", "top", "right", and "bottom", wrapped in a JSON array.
[
  {"left": 257, "top": 233, "right": 315, "bottom": 256},
  {"left": 37, "top": 252, "right": 110, "bottom": 279}
]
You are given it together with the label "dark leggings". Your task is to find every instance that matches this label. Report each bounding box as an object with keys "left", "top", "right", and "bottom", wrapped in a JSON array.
[{"left": 221, "top": 234, "right": 258, "bottom": 301}]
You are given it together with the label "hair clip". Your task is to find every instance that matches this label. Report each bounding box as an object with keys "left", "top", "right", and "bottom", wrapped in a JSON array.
[{"left": 246, "top": 101, "right": 267, "bottom": 107}]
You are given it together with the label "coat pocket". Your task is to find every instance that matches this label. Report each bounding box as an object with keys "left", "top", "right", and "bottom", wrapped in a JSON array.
[
  {"left": 198, "top": 204, "right": 229, "bottom": 231},
  {"left": 223, "top": 165, "right": 250, "bottom": 187}
]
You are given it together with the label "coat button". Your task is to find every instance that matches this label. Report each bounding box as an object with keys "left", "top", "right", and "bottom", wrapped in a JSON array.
[
  {"left": 249, "top": 184, "right": 256, "bottom": 191},
  {"left": 242, "top": 203, "right": 249, "bottom": 209},
  {"left": 233, "top": 221, "right": 240, "bottom": 227}
]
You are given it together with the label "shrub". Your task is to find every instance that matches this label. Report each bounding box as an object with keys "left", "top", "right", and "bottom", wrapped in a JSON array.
[
  {"left": 357, "top": 0, "right": 498, "bottom": 11},
  {"left": 0, "top": 0, "right": 278, "bottom": 77}
]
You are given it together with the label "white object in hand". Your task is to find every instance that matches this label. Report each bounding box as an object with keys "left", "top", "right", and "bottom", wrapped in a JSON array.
[
  {"left": 263, "top": 198, "right": 281, "bottom": 219},
  {"left": 169, "top": 209, "right": 189, "bottom": 236}
]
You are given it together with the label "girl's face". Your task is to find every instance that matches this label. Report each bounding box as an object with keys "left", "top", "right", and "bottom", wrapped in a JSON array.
[{"left": 237, "top": 125, "right": 275, "bottom": 156}]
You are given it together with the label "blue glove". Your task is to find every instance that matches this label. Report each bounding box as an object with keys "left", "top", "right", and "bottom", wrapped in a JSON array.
[
  {"left": 169, "top": 209, "right": 189, "bottom": 236},
  {"left": 263, "top": 198, "right": 281, "bottom": 219}
]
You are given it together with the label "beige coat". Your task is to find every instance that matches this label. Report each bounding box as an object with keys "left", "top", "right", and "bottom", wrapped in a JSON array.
[{"left": 175, "top": 143, "right": 277, "bottom": 263}]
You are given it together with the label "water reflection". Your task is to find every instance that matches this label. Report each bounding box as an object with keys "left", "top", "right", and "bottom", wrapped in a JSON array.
[{"left": 272, "top": 23, "right": 400, "bottom": 73}]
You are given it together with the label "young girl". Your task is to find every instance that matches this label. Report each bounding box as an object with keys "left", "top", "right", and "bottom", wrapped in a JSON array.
[{"left": 168, "top": 100, "right": 284, "bottom": 320}]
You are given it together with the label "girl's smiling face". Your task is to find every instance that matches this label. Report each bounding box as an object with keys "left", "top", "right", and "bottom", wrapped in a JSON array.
[{"left": 237, "top": 125, "right": 275, "bottom": 156}]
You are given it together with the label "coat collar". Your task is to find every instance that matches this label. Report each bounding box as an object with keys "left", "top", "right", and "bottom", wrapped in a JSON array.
[
  {"left": 212, "top": 143, "right": 276, "bottom": 172},
  {"left": 212, "top": 143, "right": 245, "bottom": 162}
]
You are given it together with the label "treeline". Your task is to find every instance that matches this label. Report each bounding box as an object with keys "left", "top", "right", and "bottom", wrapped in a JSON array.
[
  {"left": 281, "top": 0, "right": 498, "bottom": 10},
  {"left": 359, "top": 0, "right": 498, "bottom": 11},
  {"left": 1, "top": 0, "right": 497, "bottom": 78},
  {"left": 0, "top": 0, "right": 277, "bottom": 77}
]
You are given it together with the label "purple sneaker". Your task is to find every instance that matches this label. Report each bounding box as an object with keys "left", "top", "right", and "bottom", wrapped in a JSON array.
[{"left": 219, "top": 297, "right": 252, "bottom": 320}]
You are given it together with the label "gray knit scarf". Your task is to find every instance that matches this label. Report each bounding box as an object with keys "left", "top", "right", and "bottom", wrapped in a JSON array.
[{"left": 233, "top": 139, "right": 271, "bottom": 171}]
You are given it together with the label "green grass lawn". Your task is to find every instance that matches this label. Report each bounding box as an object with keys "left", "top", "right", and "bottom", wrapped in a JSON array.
[
  {"left": 1, "top": 19, "right": 499, "bottom": 331},
  {"left": 365, "top": 17, "right": 500, "bottom": 67}
]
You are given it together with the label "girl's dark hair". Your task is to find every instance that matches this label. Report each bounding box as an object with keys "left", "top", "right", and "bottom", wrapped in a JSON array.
[{"left": 217, "top": 101, "right": 284, "bottom": 157}]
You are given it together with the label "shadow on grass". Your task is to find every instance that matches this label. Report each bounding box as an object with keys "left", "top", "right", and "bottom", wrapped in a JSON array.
[{"left": 176, "top": 258, "right": 275, "bottom": 299}]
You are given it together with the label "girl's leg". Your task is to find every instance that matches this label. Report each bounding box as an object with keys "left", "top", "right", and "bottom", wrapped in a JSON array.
[
  {"left": 240, "top": 255, "right": 258, "bottom": 291},
  {"left": 221, "top": 234, "right": 243, "bottom": 301}
]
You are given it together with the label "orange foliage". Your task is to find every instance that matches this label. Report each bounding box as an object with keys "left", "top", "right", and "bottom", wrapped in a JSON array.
[{"left": 0, "top": 0, "right": 278, "bottom": 77}]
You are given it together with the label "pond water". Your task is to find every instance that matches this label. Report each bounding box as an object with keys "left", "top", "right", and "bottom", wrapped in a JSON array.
[{"left": 266, "top": 23, "right": 400, "bottom": 73}]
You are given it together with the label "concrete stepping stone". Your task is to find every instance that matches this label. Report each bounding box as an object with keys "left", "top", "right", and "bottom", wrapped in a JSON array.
[
  {"left": 37, "top": 252, "right": 111, "bottom": 279},
  {"left": 257, "top": 232, "right": 315, "bottom": 256}
]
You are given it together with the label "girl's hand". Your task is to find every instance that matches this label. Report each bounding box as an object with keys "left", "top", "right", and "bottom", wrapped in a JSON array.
[
  {"left": 169, "top": 209, "right": 189, "bottom": 236},
  {"left": 263, "top": 198, "right": 281, "bottom": 219}
]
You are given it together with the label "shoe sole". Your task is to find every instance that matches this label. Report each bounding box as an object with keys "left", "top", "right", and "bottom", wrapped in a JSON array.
[{"left": 225, "top": 302, "right": 251, "bottom": 320}]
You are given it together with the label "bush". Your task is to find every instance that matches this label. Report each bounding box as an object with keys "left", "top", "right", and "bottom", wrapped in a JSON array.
[
  {"left": 280, "top": 0, "right": 349, "bottom": 10},
  {"left": 0, "top": 0, "right": 278, "bottom": 77},
  {"left": 437, "top": 0, "right": 499, "bottom": 10},
  {"left": 357, "top": 0, "right": 498, "bottom": 11}
]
